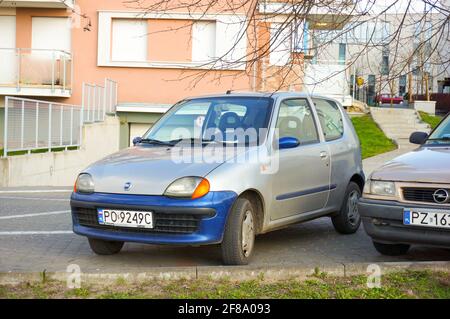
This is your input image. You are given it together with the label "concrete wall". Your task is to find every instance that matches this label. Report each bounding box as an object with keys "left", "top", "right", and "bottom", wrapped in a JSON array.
[{"left": 0, "top": 115, "right": 120, "bottom": 187}]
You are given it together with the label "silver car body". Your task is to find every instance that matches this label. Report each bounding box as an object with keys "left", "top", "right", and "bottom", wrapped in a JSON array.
[{"left": 82, "top": 92, "right": 363, "bottom": 234}]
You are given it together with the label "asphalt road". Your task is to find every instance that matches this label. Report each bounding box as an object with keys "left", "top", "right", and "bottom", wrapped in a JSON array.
[{"left": 0, "top": 189, "right": 449, "bottom": 273}]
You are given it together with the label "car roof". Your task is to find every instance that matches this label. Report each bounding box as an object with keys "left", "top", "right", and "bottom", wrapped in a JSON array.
[{"left": 185, "top": 91, "right": 337, "bottom": 101}]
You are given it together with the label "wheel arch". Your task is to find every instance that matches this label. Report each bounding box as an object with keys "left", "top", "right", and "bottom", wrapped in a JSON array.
[
  {"left": 349, "top": 173, "right": 365, "bottom": 192},
  {"left": 238, "top": 189, "right": 265, "bottom": 235}
]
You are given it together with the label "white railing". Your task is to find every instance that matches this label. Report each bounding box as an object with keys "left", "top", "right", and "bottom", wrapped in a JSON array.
[
  {"left": 2, "top": 96, "right": 82, "bottom": 157},
  {"left": 0, "top": 48, "right": 72, "bottom": 93},
  {"left": 82, "top": 79, "right": 118, "bottom": 123}
]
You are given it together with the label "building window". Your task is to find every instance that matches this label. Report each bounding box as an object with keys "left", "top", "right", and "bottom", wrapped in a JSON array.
[
  {"left": 111, "top": 19, "right": 148, "bottom": 62},
  {"left": 192, "top": 21, "right": 217, "bottom": 62},
  {"left": 399, "top": 75, "right": 407, "bottom": 96},
  {"left": 338, "top": 43, "right": 346, "bottom": 65},
  {"left": 368, "top": 74, "right": 376, "bottom": 105},
  {"left": 381, "top": 46, "right": 389, "bottom": 75},
  {"left": 31, "top": 17, "right": 71, "bottom": 52}
]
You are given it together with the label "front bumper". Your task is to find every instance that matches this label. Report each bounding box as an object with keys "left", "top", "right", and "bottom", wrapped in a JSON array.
[
  {"left": 71, "top": 191, "right": 237, "bottom": 245},
  {"left": 358, "top": 198, "right": 450, "bottom": 247}
]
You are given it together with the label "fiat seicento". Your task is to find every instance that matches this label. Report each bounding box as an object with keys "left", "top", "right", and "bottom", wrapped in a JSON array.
[{"left": 71, "top": 92, "right": 364, "bottom": 265}]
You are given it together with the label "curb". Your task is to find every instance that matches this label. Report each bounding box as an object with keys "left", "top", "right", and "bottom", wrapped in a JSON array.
[{"left": 1, "top": 261, "right": 449, "bottom": 285}]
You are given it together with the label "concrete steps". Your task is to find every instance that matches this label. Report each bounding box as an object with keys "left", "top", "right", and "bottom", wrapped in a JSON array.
[{"left": 369, "top": 107, "right": 431, "bottom": 146}]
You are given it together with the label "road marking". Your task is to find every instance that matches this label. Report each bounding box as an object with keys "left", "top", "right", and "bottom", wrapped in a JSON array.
[
  {"left": 0, "top": 190, "right": 71, "bottom": 194},
  {"left": 0, "top": 196, "right": 69, "bottom": 201},
  {"left": 0, "top": 231, "right": 72, "bottom": 235},
  {"left": 0, "top": 210, "right": 71, "bottom": 220}
]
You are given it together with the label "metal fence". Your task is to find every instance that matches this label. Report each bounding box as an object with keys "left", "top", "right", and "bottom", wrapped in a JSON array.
[
  {"left": 82, "top": 79, "right": 117, "bottom": 123},
  {"left": 2, "top": 96, "right": 82, "bottom": 157},
  {"left": 1, "top": 78, "right": 118, "bottom": 157}
]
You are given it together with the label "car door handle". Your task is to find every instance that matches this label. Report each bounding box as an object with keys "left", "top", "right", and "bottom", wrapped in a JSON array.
[{"left": 320, "top": 151, "right": 328, "bottom": 159}]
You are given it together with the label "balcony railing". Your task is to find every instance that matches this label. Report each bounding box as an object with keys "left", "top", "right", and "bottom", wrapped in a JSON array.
[{"left": 0, "top": 48, "right": 72, "bottom": 97}]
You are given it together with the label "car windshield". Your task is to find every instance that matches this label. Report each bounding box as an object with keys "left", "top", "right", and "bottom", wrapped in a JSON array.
[
  {"left": 425, "top": 115, "right": 450, "bottom": 145},
  {"left": 142, "top": 96, "right": 273, "bottom": 145}
]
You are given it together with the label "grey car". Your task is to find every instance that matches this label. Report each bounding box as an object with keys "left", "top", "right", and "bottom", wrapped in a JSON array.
[
  {"left": 71, "top": 92, "right": 364, "bottom": 265},
  {"left": 359, "top": 113, "right": 450, "bottom": 256}
]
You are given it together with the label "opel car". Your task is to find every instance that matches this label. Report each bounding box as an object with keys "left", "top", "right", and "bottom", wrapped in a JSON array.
[
  {"left": 359, "top": 114, "right": 450, "bottom": 255},
  {"left": 71, "top": 92, "right": 364, "bottom": 265}
]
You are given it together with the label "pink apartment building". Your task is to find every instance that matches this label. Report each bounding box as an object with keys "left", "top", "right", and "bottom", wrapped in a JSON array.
[{"left": 0, "top": 0, "right": 344, "bottom": 147}]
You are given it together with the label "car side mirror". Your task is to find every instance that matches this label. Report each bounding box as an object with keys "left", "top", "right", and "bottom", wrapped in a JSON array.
[
  {"left": 132, "top": 137, "right": 142, "bottom": 146},
  {"left": 279, "top": 136, "right": 300, "bottom": 149},
  {"left": 409, "top": 131, "right": 428, "bottom": 145}
]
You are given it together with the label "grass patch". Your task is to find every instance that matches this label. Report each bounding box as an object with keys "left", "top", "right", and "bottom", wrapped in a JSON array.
[
  {"left": 419, "top": 111, "right": 443, "bottom": 129},
  {"left": 0, "top": 146, "right": 78, "bottom": 157},
  {"left": 351, "top": 115, "right": 397, "bottom": 159},
  {"left": 0, "top": 270, "right": 449, "bottom": 299}
]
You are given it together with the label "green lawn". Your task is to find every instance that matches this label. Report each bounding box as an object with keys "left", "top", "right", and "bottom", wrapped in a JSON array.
[
  {"left": 0, "top": 146, "right": 78, "bottom": 157},
  {"left": 1, "top": 270, "right": 449, "bottom": 299},
  {"left": 351, "top": 115, "right": 397, "bottom": 159},
  {"left": 419, "top": 111, "right": 443, "bottom": 129}
]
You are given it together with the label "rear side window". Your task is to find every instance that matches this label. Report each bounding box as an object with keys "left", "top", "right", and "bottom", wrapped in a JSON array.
[
  {"left": 276, "top": 98, "right": 319, "bottom": 145},
  {"left": 312, "top": 98, "right": 344, "bottom": 141}
]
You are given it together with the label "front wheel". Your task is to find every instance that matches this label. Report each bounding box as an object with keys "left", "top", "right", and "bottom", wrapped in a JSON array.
[
  {"left": 373, "top": 241, "right": 410, "bottom": 256},
  {"left": 88, "top": 238, "right": 124, "bottom": 255},
  {"left": 221, "top": 198, "right": 256, "bottom": 265},
  {"left": 332, "top": 182, "right": 362, "bottom": 234}
]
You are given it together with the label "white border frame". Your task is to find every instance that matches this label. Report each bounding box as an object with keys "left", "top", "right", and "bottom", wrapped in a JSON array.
[{"left": 97, "top": 11, "right": 248, "bottom": 70}]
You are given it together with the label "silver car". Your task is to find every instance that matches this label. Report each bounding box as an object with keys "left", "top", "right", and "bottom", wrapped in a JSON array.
[{"left": 71, "top": 92, "right": 364, "bottom": 265}]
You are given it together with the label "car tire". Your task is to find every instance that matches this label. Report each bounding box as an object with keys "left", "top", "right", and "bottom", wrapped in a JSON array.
[
  {"left": 221, "top": 197, "right": 256, "bottom": 265},
  {"left": 373, "top": 241, "right": 410, "bottom": 256},
  {"left": 332, "top": 182, "right": 362, "bottom": 234},
  {"left": 88, "top": 238, "right": 124, "bottom": 255}
]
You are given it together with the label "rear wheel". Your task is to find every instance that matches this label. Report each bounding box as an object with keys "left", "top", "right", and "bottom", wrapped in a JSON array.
[
  {"left": 373, "top": 241, "right": 410, "bottom": 256},
  {"left": 332, "top": 182, "right": 361, "bottom": 234},
  {"left": 88, "top": 238, "right": 124, "bottom": 255},
  {"left": 221, "top": 197, "right": 256, "bottom": 265}
]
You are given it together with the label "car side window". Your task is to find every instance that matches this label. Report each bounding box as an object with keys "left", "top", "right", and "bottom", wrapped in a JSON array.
[
  {"left": 276, "top": 99, "right": 319, "bottom": 145},
  {"left": 312, "top": 98, "right": 344, "bottom": 141}
]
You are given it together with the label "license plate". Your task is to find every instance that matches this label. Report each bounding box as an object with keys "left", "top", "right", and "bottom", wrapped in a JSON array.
[
  {"left": 97, "top": 209, "right": 153, "bottom": 229},
  {"left": 403, "top": 209, "right": 450, "bottom": 229}
]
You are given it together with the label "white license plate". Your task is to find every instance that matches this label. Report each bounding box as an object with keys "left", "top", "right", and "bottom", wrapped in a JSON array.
[
  {"left": 97, "top": 209, "right": 153, "bottom": 229},
  {"left": 403, "top": 209, "right": 450, "bottom": 229}
]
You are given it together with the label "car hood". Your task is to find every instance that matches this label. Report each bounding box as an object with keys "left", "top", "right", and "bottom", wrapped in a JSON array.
[
  {"left": 84, "top": 146, "right": 236, "bottom": 195},
  {"left": 371, "top": 146, "right": 450, "bottom": 183}
]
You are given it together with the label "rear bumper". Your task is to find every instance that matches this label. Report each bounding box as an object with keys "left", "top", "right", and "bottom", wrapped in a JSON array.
[
  {"left": 358, "top": 198, "right": 450, "bottom": 247},
  {"left": 71, "top": 191, "right": 237, "bottom": 245}
]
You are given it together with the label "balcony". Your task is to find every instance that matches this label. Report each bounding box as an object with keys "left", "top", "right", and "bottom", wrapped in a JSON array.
[
  {"left": 0, "top": 0, "right": 74, "bottom": 9},
  {"left": 0, "top": 48, "right": 72, "bottom": 98}
]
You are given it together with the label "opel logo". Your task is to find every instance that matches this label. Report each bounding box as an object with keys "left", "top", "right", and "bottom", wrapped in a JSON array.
[
  {"left": 124, "top": 182, "right": 132, "bottom": 191},
  {"left": 433, "top": 189, "right": 449, "bottom": 204}
]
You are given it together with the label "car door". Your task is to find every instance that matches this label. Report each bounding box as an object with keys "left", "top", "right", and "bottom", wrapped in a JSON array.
[
  {"left": 270, "top": 98, "right": 331, "bottom": 220},
  {"left": 312, "top": 97, "right": 350, "bottom": 211}
]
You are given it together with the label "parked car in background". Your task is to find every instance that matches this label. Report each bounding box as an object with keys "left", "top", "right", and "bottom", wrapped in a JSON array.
[
  {"left": 359, "top": 114, "right": 450, "bottom": 255},
  {"left": 376, "top": 94, "right": 404, "bottom": 105},
  {"left": 71, "top": 92, "right": 365, "bottom": 265}
]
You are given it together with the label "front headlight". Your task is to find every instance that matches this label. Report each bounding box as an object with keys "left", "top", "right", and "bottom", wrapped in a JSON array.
[
  {"left": 75, "top": 173, "right": 95, "bottom": 194},
  {"left": 367, "top": 180, "right": 396, "bottom": 197},
  {"left": 164, "top": 177, "right": 210, "bottom": 199}
]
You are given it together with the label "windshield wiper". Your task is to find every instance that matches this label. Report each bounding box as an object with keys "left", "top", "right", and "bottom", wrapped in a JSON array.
[
  {"left": 169, "top": 138, "right": 215, "bottom": 145},
  {"left": 138, "top": 138, "right": 176, "bottom": 146}
]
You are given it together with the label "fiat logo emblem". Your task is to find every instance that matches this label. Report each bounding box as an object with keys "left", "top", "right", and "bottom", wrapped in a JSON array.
[
  {"left": 124, "top": 182, "right": 132, "bottom": 191},
  {"left": 433, "top": 189, "right": 449, "bottom": 204}
]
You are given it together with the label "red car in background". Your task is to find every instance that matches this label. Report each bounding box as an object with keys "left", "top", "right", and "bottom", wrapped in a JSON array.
[{"left": 376, "top": 94, "right": 404, "bottom": 104}]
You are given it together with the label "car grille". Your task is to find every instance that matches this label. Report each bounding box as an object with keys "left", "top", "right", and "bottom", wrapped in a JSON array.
[
  {"left": 73, "top": 208, "right": 200, "bottom": 234},
  {"left": 402, "top": 187, "right": 449, "bottom": 204}
]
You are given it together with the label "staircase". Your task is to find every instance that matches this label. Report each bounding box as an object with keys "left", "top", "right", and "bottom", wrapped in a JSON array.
[{"left": 370, "top": 107, "right": 431, "bottom": 149}]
